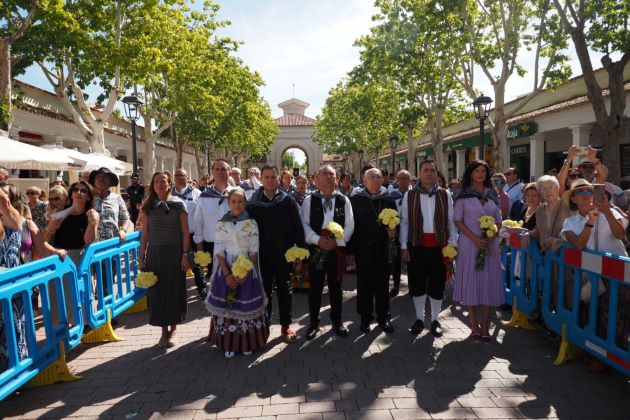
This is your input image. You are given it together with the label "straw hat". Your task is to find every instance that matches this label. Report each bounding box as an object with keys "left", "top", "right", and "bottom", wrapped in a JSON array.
[{"left": 562, "top": 178, "right": 593, "bottom": 205}]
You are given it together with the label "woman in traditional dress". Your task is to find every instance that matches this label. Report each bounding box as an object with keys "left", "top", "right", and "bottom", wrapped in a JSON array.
[
  {"left": 139, "top": 172, "right": 191, "bottom": 348},
  {"left": 206, "top": 189, "right": 268, "bottom": 358},
  {"left": 452, "top": 161, "right": 504, "bottom": 342}
]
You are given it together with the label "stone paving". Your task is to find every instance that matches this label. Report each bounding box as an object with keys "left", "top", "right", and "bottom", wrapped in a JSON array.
[{"left": 2, "top": 273, "right": 630, "bottom": 419}]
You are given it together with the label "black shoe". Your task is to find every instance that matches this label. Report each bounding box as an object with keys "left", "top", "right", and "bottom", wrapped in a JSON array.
[
  {"left": 198, "top": 289, "right": 207, "bottom": 299},
  {"left": 378, "top": 321, "right": 395, "bottom": 333},
  {"left": 333, "top": 324, "right": 349, "bottom": 337},
  {"left": 430, "top": 320, "right": 443, "bottom": 337},
  {"left": 305, "top": 325, "right": 320, "bottom": 341},
  {"left": 359, "top": 321, "right": 371, "bottom": 333},
  {"left": 389, "top": 288, "right": 399, "bottom": 298},
  {"left": 110, "top": 318, "right": 118, "bottom": 327},
  {"left": 409, "top": 319, "right": 424, "bottom": 335},
  {"left": 500, "top": 303, "right": 512, "bottom": 311}
]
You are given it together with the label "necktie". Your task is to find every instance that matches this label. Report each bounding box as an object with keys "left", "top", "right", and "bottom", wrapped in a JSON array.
[{"left": 324, "top": 196, "right": 333, "bottom": 211}]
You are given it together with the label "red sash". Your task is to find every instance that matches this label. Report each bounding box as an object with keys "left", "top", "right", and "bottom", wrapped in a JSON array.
[{"left": 419, "top": 233, "right": 438, "bottom": 247}]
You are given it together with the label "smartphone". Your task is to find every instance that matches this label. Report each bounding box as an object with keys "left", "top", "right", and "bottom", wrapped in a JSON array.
[
  {"left": 577, "top": 146, "right": 588, "bottom": 156},
  {"left": 593, "top": 183, "right": 606, "bottom": 203}
]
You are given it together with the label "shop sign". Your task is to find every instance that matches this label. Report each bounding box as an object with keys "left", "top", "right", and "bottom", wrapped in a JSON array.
[
  {"left": 510, "top": 145, "right": 530, "bottom": 155},
  {"left": 507, "top": 121, "right": 538, "bottom": 141}
]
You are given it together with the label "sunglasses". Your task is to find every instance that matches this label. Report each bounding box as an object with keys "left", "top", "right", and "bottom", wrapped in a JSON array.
[
  {"left": 568, "top": 173, "right": 583, "bottom": 179},
  {"left": 575, "top": 190, "right": 593, "bottom": 197},
  {"left": 492, "top": 180, "right": 505, "bottom": 184},
  {"left": 72, "top": 188, "right": 88, "bottom": 194},
  {"left": 26, "top": 191, "right": 38, "bottom": 195},
  {"left": 504, "top": 172, "right": 515, "bottom": 176}
]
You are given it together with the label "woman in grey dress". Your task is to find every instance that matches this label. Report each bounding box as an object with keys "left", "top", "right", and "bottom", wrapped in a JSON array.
[{"left": 139, "top": 171, "right": 192, "bottom": 348}]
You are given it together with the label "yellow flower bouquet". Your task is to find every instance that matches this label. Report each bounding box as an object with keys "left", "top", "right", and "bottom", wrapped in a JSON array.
[
  {"left": 442, "top": 244, "right": 458, "bottom": 284},
  {"left": 285, "top": 246, "right": 310, "bottom": 263},
  {"left": 476, "top": 215, "right": 498, "bottom": 270},
  {"left": 194, "top": 251, "right": 212, "bottom": 268},
  {"left": 312, "top": 221, "right": 345, "bottom": 270},
  {"left": 442, "top": 244, "right": 458, "bottom": 259},
  {"left": 225, "top": 255, "right": 255, "bottom": 309},
  {"left": 136, "top": 271, "right": 157, "bottom": 289},
  {"left": 378, "top": 208, "right": 400, "bottom": 263},
  {"left": 502, "top": 219, "right": 524, "bottom": 228}
]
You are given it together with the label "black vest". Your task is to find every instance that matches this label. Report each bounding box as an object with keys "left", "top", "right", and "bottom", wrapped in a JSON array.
[{"left": 309, "top": 194, "right": 346, "bottom": 234}]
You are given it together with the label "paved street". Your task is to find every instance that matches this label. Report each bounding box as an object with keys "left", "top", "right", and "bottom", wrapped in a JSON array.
[{"left": 2, "top": 273, "right": 630, "bottom": 419}]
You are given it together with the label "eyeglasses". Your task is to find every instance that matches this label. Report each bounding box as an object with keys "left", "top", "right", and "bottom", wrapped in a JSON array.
[
  {"left": 575, "top": 190, "right": 593, "bottom": 197},
  {"left": 568, "top": 173, "right": 583, "bottom": 179},
  {"left": 504, "top": 172, "right": 515, "bottom": 176},
  {"left": 26, "top": 191, "right": 38, "bottom": 195},
  {"left": 72, "top": 188, "right": 88, "bottom": 194},
  {"left": 492, "top": 180, "right": 505, "bottom": 185}
]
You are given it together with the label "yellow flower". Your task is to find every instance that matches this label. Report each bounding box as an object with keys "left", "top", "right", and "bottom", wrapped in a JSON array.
[
  {"left": 479, "top": 215, "right": 495, "bottom": 229},
  {"left": 285, "top": 246, "right": 310, "bottom": 262},
  {"left": 487, "top": 230, "right": 496, "bottom": 238},
  {"left": 325, "top": 221, "right": 344, "bottom": 240},
  {"left": 136, "top": 271, "right": 158, "bottom": 289},
  {"left": 503, "top": 219, "right": 524, "bottom": 228},
  {"left": 442, "top": 244, "right": 457, "bottom": 259},
  {"left": 387, "top": 217, "right": 400, "bottom": 230},
  {"left": 231, "top": 255, "right": 254, "bottom": 279},
  {"left": 194, "top": 251, "right": 212, "bottom": 267},
  {"left": 379, "top": 209, "right": 400, "bottom": 229},
  {"left": 489, "top": 223, "right": 498, "bottom": 233}
]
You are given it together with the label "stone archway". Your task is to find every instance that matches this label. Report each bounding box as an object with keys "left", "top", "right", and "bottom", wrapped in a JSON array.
[
  {"left": 278, "top": 145, "right": 310, "bottom": 175},
  {"left": 267, "top": 98, "right": 324, "bottom": 176}
]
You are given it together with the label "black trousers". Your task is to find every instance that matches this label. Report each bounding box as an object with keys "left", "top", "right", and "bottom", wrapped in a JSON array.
[
  {"left": 193, "top": 238, "right": 213, "bottom": 292},
  {"left": 260, "top": 257, "right": 293, "bottom": 327},
  {"left": 308, "top": 248, "right": 343, "bottom": 326},
  {"left": 356, "top": 246, "right": 390, "bottom": 324},
  {"left": 390, "top": 244, "right": 402, "bottom": 288},
  {"left": 408, "top": 246, "right": 446, "bottom": 299}
]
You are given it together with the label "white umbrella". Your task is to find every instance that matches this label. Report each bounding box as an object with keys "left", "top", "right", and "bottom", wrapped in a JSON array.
[
  {"left": 42, "top": 146, "right": 133, "bottom": 176},
  {"left": 0, "top": 136, "right": 74, "bottom": 171}
]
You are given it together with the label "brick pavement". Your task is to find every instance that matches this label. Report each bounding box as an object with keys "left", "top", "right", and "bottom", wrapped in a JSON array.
[{"left": 2, "top": 273, "right": 630, "bottom": 419}]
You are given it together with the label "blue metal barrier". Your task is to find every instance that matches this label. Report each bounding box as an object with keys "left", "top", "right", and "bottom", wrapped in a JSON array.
[
  {"left": 0, "top": 256, "right": 82, "bottom": 400},
  {"left": 77, "top": 231, "right": 145, "bottom": 329},
  {"left": 542, "top": 245, "right": 630, "bottom": 374},
  {"left": 502, "top": 235, "right": 544, "bottom": 329}
]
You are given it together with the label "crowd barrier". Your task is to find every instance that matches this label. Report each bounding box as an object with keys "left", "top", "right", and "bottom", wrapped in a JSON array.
[
  {"left": 0, "top": 232, "right": 145, "bottom": 400},
  {"left": 502, "top": 234, "right": 630, "bottom": 375}
]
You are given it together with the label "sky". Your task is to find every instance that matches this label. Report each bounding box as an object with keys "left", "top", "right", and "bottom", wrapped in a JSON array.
[{"left": 16, "top": 0, "right": 614, "bottom": 165}]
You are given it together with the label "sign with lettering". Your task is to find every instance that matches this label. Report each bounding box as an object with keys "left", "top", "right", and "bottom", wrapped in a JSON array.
[
  {"left": 510, "top": 145, "right": 530, "bottom": 155},
  {"left": 507, "top": 122, "right": 538, "bottom": 141}
]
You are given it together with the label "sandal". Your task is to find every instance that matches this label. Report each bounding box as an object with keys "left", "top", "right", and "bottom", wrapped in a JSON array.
[
  {"left": 281, "top": 326, "right": 297, "bottom": 343},
  {"left": 157, "top": 335, "right": 168, "bottom": 348},
  {"left": 471, "top": 332, "right": 481, "bottom": 341},
  {"left": 482, "top": 335, "right": 491, "bottom": 343}
]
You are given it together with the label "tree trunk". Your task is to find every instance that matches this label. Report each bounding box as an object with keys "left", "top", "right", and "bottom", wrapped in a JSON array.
[
  {"left": 172, "top": 125, "right": 183, "bottom": 169},
  {"left": 600, "top": 58, "right": 628, "bottom": 183},
  {"left": 0, "top": 39, "right": 13, "bottom": 132},
  {"left": 406, "top": 125, "right": 414, "bottom": 175},
  {"left": 194, "top": 147, "right": 205, "bottom": 174},
  {"left": 89, "top": 121, "right": 106, "bottom": 154},
  {"left": 143, "top": 114, "right": 156, "bottom": 178},
  {"left": 492, "top": 81, "right": 508, "bottom": 172},
  {"left": 431, "top": 109, "right": 448, "bottom": 176}
]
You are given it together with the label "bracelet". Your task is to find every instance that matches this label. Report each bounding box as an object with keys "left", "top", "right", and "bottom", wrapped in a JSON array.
[
  {"left": 182, "top": 252, "right": 190, "bottom": 257},
  {"left": 585, "top": 223, "right": 594, "bottom": 228}
]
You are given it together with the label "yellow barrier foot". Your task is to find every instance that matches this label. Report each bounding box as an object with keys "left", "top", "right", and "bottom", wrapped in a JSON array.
[
  {"left": 81, "top": 310, "right": 124, "bottom": 343},
  {"left": 124, "top": 296, "right": 148, "bottom": 314},
  {"left": 186, "top": 268, "right": 194, "bottom": 278},
  {"left": 23, "top": 344, "right": 81, "bottom": 389},
  {"left": 505, "top": 297, "right": 536, "bottom": 330},
  {"left": 554, "top": 323, "right": 584, "bottom": 366}
]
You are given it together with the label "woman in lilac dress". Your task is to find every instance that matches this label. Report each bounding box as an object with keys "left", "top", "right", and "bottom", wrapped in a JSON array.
[{"left": 453, "top": 161, "right": 504, "bottom": 341}]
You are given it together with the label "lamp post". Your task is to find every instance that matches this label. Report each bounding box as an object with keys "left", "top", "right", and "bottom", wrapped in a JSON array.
[
  {"left": 233, "top": 151, "right": 240, "bottom": 167},
  {"left": 389, "top": 134, "right": 399, "bottom": 176},
  {"left": 122, "top": 95, "right": 144, "bottom": 174},
  {"left": 204, "top": 136, "right": 212, "bottom": 172},
  {"left": 472, "top": 94, "right": 493, "bottom": 161}
]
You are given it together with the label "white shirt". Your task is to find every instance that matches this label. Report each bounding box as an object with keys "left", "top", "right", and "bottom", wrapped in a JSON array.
[
  {"left": 301, "top": 194, "right": 355, "bottom": 247},
  {"left": 192, "top": 187, "right": 232, "bottom": 243},
  {"left": 506, "top": 181, "right": 524, "bottom": 210},
  {"left": 399, "top": 190, "right": 458, "bottom": 250},
  {"left": 172, "top": 186, "right": 201, "bottom": 231},
  {"left": 561, "top": 209, "right": 628, "bottom": 257}
]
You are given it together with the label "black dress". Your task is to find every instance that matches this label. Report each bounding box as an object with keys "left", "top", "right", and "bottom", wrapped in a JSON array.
[{"left": 145, "top": 199, "right": 188, "bottom": 326}]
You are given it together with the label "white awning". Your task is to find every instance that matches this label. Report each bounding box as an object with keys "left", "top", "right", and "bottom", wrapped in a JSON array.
[
  {"left": 0, "top": 136, "right": 74, "bottom": 171},
  {"left": 42, "top": 146, "right": 133, "bottom": 175}
]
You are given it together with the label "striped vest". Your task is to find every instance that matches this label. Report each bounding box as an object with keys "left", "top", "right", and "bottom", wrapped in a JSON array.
[{"left": 407, "top": 188, "right": 449, "bottom": 247}]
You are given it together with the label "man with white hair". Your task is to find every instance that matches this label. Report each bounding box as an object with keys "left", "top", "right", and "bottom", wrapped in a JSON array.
[{"left": 172, "top": 168, "right": 203, "bottom": 297}]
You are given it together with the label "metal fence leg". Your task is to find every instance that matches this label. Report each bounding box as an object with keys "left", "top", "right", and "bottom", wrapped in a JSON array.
[
  {"left": 123, "top": 296, "right": 148, "bottom": 314},
  {"left": 505, "top": 296, "right": 536, "bottom": 330},
  {"left": 554, "top": 323, "right": 583, "bottom": 365},
  {"left": 22, "top": 343, "right": 81, "bottom": 389},
  {"left": 81, "top": 309, "right": 124, "bottom": 343}
]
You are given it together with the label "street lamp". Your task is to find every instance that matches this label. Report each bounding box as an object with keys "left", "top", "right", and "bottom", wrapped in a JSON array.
[
  {"left": 472, "top": 93, "right": 492, "bottom": 161},
  {"left": 233, "top": 151, "right": 240, "bottom": 167},
  {"left": 389, "top": 134, "right": 399, "bottom": 176},
  {"left": 204, "top": 135, "right": 213, "bottom": 173},
  {"left": 122, "top": 95, "right": 144, "bottom": 174}
]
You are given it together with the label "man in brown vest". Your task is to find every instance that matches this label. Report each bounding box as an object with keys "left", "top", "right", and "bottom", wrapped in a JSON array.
[{"left": 400, "top": 160, "right": 457, "bottom": 337}]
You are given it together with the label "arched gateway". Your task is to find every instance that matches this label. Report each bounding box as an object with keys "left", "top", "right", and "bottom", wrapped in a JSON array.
[{"left": 268, "top": 98, "right": 323, "bottom": 176}]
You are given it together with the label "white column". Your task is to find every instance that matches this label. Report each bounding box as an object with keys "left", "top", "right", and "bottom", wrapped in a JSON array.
[
  {"left": 570, "top": 124, "right": 591, "bottom": 165},
  {"left": 529, "top": 133, "right": 546, "bottom": 180},
  {"left": 456, "top": 149, "right": 467, "bottom": 179},
  {"left": 156, "top": 156, "right": 164, "bottom": 172},
  {"left": 471, "top": 146, "right": 481, "bottom": 161}
]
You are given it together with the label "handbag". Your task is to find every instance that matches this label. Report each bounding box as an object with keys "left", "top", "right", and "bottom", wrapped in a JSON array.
[{"left": 579, "top": 220, "right": 606, "bottom": 302}]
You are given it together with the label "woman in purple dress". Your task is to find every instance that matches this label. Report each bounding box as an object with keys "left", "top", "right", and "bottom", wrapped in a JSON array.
[{"left": 453, "top": 161, "right": 504, "bottom": 342}]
